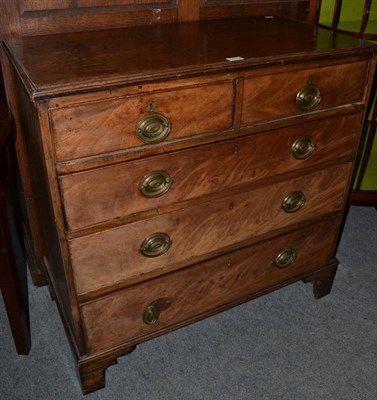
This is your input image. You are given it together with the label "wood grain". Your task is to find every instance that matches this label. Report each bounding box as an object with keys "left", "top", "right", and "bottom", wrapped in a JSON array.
[
  {"left": 1, "top": 51, "right": 45, "bottom": 277},
  {"left": 2, "top": 12, "right": 376, "bottom": 395},
  {"left": 51, "top": 82, "right": 234, "bottom": 161},
  {"left": 20, "top": 8, "right": 178, "bottom": 37},
  {"left": 21, "top": 0, "right": 71, "bottom": 12},
  {"left": 69, "top": 162, "right": 351, "bottom": 296},
  {"left": 77, "top": 0, "right": 174, "bottom": 7},
  {"left": 241, "top": 60, "right": 368, "bottom": 125},
  {"left": 178, "top": 0, "right": 200, "bottom": 21},
  {"left": 4, "top": 17, "right": 375, "bottom": 99},
  {"left": 0, "top": 0, "right": 21, "bottom": 41},
  {"left": 200, "top": 1, "right": 310, "bottom": 22},
  {"left": 60, "top": 115, "right": 358, "bottom": 231},
  {"left": 81, "top": 217, "right": 340, "bottom": 353},
  {"left": 0, "top": 98, "right": 31, "bottom": 355},
  {"left": 2, "top": 52, "right": 86, "bottom": 354}
]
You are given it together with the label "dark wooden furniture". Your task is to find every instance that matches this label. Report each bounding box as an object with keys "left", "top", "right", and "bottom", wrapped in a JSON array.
[
  {"left": 0, "top": 98, "right": 30, "bottom": 355},
  {"left": 1, "top": 1, "right": 376, "bottom": 395},
  {"left": 0, "top": 0, "right": 314, "bottom": 288}
]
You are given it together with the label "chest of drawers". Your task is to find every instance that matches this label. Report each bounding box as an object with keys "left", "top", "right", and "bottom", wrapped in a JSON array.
[{"left": 2, "top": 16, "right": 376, "bottom": 394}]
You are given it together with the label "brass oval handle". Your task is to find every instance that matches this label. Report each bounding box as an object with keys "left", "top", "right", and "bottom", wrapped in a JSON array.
[
  {"left": 136, "top": 112, "right": 171, "bottom": 144},
  {"left": 291, "top": 136, "right": 316, "bottom": 160},
  {"left": 274, "top": 248, "right": 297, "bottom": 268},
  {"left": 139, "top": 171, "right": 172, "bottom": 198},
  {"left": 282, "top": 191, "right": 306, "bottom": 213},
  {"left": 143, "top": 304, "right": 160, "bottom": 325},
  {"left": 140, "top": 232, "right": 172, "bottom": 257},
  {"left": 296, "top": 84, "right": 322, "bottom": 111},
  {"left": 142, "top": 298, "right": 172, "bottom": 325}
]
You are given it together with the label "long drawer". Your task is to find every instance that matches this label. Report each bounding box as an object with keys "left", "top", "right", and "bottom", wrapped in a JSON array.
[
  {"left": 81, "top": 217, "right": 340, "bottom": 354},
  {"left": 60, "top": 115, "right": 358, "bottom": 230},
  {"left": 242, "top": 60, "right": 368, "bottom": 125},
  {"left": 50, "top": 81, "right": 234, "bottom": 161},
  {"left": 69, "top": 162, "right": 351, "bottom": 296}
]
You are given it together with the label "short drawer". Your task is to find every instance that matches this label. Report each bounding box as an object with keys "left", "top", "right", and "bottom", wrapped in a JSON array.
[
  {"left": 51, "top": 82, "right": 234, "bottom": 161},
  {"left": 241, "top": 60, "right": 368, "bottom": 125},
  {"left": 81, "top": 217, "right": 340, "bottom": 354},
  {"left": 60, "top": 115, "right": 358, "bottom": 230},
  {"left": 70, "top": 162, "right": 351, "bottom": 296}
]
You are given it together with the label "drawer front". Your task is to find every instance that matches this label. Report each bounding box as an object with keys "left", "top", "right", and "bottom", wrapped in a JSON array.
[
  {"left": 51, "top": 82, "right": 234, "bottom": 161},
  {"left": 241, "top": 60, "right": 368, "bottom": 125},
  {"left": 81, "top": 217, "right": 340, "bottom": 354},
  {"left": 70, "top": 163, "right": 351, "bottom": 296},
  {"left": 60, "top": 115, "right": 357, "bottom": 230}
]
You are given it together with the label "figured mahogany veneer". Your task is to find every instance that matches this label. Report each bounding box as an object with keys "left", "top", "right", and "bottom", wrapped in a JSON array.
[
  {"left": 70, "top": 162, "right": 350, "bottom": 296},
  {"left": 51, "top": 82, "right": 234, "bottom": 161},
  {"left": 60, "top": 115, "right": 358, "bottom": 231},
  {"left": 2, "top": 15, "right": 376, "bottom": 395},
  {"left": 242, "top": 60, "right": 368, "bottom": 125},
  {"left": 81, "top": 217, "right": 340, "bottom": 353}
]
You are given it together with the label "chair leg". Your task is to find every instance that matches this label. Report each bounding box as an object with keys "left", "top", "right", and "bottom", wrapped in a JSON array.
[{"left": 0, "top": 192, "right": 31, "bottom": 355}]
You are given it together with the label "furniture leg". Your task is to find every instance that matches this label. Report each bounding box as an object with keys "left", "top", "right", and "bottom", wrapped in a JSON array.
[
  {"left": 0, "top": 185, "right": 31, "bottom": 355},
  {"left": 77, "top": 346, "right": 136, "bottom": 395},
  {"left": 302, "top": 260, "right": 339, "bottom": 299}
]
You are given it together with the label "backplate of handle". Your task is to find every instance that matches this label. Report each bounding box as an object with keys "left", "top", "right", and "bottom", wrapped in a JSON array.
[
  {"left": 282, "top": 191, "right": 306, "bottom": 213},
  {"left": 139, "top": 170, "right": 172, "bottom": 198},
  {"left": 140, "top": 232, "right": 172, "bottom": 257},
  {"left": 296, "top": 77, "right": 322, "bottom": 111},
  {"left": 291, "top": 136, "right": 316, "bottom": 159},
  {"left": 135, "top": 101, "right": 171, "bottom": 144},
  {"left": 142, "top": 298, "right": 172, "bottom": 325},
  {"left": 274, "top": 248, "right": 297, "bottom": 268}
]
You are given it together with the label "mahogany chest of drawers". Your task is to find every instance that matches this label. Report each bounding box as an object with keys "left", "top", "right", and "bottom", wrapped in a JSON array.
[{"left": 2, "top": 16, "right": 376, "bottom": 394}]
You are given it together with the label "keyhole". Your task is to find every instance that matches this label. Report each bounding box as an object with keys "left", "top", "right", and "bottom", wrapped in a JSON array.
[{"left": 229, "top": 202, "right": 234, "bottom": 210}]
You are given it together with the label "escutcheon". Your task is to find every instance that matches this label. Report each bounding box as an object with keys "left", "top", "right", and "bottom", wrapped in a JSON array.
[
  {"left": 140, "top": 232, "right": 172, "bottom": 257},
  {"left": 282, "top": 191, "right": 306, "bottom": 213}
]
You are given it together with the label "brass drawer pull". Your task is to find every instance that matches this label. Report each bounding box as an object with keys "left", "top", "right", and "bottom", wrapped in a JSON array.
[
  {"left": 140, "top": 232, "right": 172, "bottom": 257},
  {"left": 139, "top": 171, "right": 172, "bottom": 198},
  {"left": 274, "top": 248, "right": 297, "bottom": 268},
  {"left": 143, "top": 298, "right": 172, "bottom": 325},
  {"left": 296, "top": 77, "right": 322, "bottom": 111},
  {"left": 291, "top": 136, "right": 316, "bottom": 159},
  {"left": 136, "top": 101, "right": 171, "bottom": 144},
  {"left": 282, "top": 191, "right": 306, "bottom": 213},
  {"left": 143, "top": 304, "right": 160, "bottom": 325}
]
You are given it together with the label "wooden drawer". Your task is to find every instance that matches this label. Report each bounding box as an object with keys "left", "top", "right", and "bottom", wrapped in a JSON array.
[
  {"left": 81, "top": 217, "right": 340, "bottom": 354},
  {"left": 70, "top": 162, "right": 351, "bottom": 296},
  {"left": 51, "top": 82, "right": 234, "bottom": 161},
  {"left": 60, "top": 115, "right": 358, "bottom": 230},
  {"left": 241, "top": 60, "right": 368, "bottom": 125}
]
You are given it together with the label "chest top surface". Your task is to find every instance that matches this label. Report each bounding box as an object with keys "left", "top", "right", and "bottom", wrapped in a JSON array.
[{"left": 3, "top": 16, "right": 376, "bottom": 99}]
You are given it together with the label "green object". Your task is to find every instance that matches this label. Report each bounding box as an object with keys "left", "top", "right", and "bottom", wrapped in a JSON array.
[
  {"left": 320, "top": 0, "right": 377, "bottom": 193},
  {"left": 319, "top": 0, "right": 377, "bottom": 33}
]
